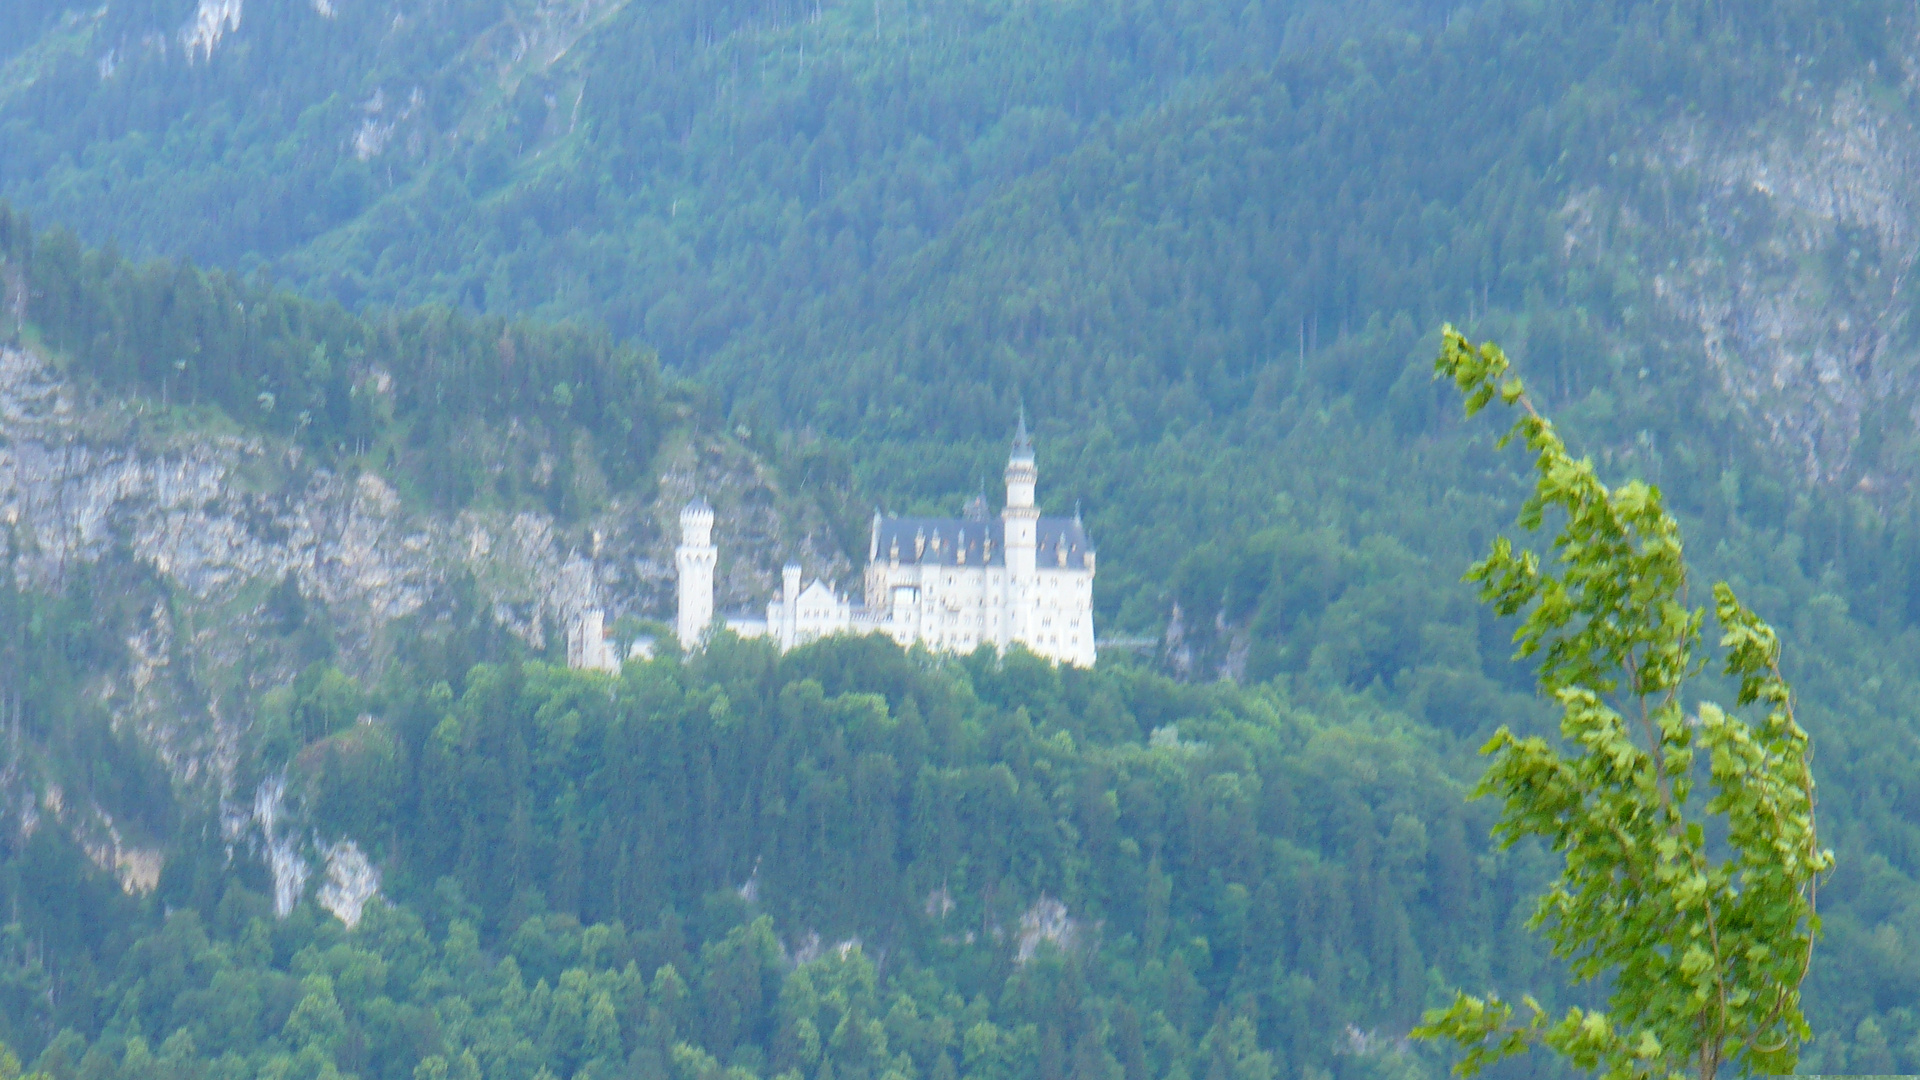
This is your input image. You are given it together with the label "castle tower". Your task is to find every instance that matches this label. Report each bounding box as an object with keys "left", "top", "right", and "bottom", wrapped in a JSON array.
[
  {"left": 781, "top": 563, "right": 802, "bottom": 650},
  {"left": 1003, "top": 410, "right": 1038, "bottom": 576},
  {"left": 676, "top": 498, "right": 717, "bottom": 646}
]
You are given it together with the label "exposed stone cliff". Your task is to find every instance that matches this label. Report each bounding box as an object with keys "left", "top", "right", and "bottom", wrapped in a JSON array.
[
  {"left": 0, "top": 342, "right": 847, "bottom": 894},
  {"left": 1567, "top": 72, "right": 1920, "bottom": 488}
]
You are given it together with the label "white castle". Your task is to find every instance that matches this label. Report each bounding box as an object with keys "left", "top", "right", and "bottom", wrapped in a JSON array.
[{"left": 678, "top": 417, "right": 1097, "bottom": 666}]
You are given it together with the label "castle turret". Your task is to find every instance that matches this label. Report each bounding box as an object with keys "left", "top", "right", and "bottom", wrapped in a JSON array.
[{"left": 676, "top": 498, "right": 717, "bottom": 646}]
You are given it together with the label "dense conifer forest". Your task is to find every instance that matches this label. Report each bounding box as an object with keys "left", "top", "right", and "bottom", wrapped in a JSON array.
[
  {"left": 1, "top": 0, "right": 1919, "bottom": 1077},
  {"left": 4, "top": 632, "right": 1538, "bottom": 1080}
]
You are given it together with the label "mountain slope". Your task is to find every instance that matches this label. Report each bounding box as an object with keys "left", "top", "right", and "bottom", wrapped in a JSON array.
[{"left": 3, "top": 0, "right": 1920, "bottom": 1073}]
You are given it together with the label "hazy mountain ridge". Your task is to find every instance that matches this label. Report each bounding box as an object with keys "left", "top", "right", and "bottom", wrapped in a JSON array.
[
  {"left": 3, "top": 0, "right": 1920, "bottom": 1075},
  {"left": 13, "top": 0, "right": 1920, "bottom": 494}
]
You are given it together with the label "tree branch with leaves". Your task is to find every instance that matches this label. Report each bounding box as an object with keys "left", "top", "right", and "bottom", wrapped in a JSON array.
[{"left": 1412, "top": 328, "right": 1833, "bottom": 1080}]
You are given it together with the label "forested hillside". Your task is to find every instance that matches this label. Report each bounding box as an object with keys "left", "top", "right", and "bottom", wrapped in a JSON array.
[
  {"left": 0, "top": 205, "right": 667, "bottom": 514},
  {"left": 8, "top": 0, "right": 1920, "bottom": 622},
  {"left": 3, "top": 0, "right": 1920, "bottom": 1076},
  {"left": 3, "top": 634, "right": 1562, "bottom": 1080}
]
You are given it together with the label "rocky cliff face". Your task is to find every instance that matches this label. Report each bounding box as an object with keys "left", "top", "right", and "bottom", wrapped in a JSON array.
[
  {"left": 0, "top": 341, "right": 848, "bottom": 891},
  {"left": 1567, "top": 70, "right": 1920, "bottom": 488}
]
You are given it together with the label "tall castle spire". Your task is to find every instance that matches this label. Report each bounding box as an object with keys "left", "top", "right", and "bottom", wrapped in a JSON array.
[
  {"left": 1005, "top": 407, "right": 1037, "bottom": 511},
  {"left": 1004, "top": 410, "right": 1039, "bottom": 581}
]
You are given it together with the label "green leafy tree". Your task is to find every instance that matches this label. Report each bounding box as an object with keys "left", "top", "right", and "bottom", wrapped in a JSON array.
[{"left": 1414, "top": 329, "right": 1833, "bottom": 1080}]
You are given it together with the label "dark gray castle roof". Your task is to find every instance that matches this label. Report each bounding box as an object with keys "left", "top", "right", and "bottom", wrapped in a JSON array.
[{"left": 872, "top": 515, "right": 1093, "bottom": 569}]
